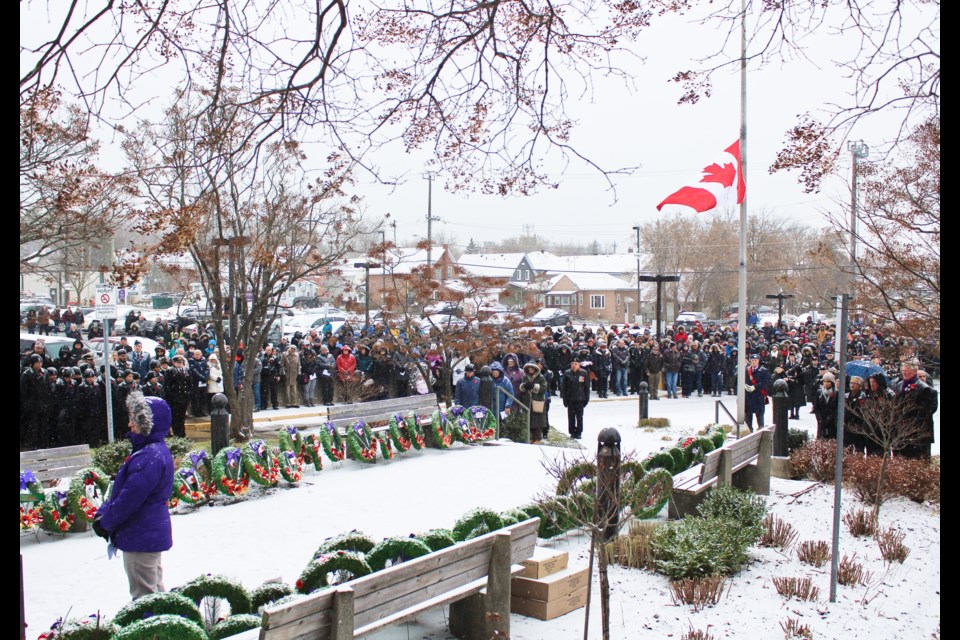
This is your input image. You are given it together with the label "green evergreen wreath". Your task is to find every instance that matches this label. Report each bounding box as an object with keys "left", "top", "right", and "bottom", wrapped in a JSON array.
[
  {"left": 556, "top": 461, "right": 597, "bottom": 495},
  {"left": 404, "top": 412, "right": 427, "bottom": 450},
  {"left": 40, "top": 490, "right": 75, "bottom": 532},
  {"left": 277, "top": 426, "right": 303, "bottom": 457},
  {"left": 520, "top": 502, "right": 566, "bottom": 539},
  {"left": 366, "top": 537, "right": 433, "bottom": 571},
  {"left": 37, "top": 613, "right": 117, "bottom": 640},
  {"left": 111, "top": 615, "right": 207, "bottom": 640},
  {"left": 466, "top": 405, "right": 497, "bottom": 441},
  {"left": 302, "top": 433, "right": 325, "bottom": 471},
  {"left": 211, "top": 447, "right": 250, "bottom": 496},
  {"left": 626, "top": 467, "right": 673, "bottom": 519},
  {"left": 314, "top": 530, "right": 376, "bottom": 557},
  {"left": 296, "top": 550, "right": 371, "bottom": 594},
  {"left": 668, "top": 447, "right": 687, "bottom": 472},
  {"left": 112, "top": 592, "right": 203, "bottom": 628},
  {"left": 377, "top": 428, "right": 394, "bottom": 460},
  {"left": 318, "top": 421, "right": 345, "bottom": 462},
  {"left": 643, "top": 450, "right": 677, "bottom": 474},
  {"left": 427, "top": 410, "right": 454, "bottom": 449},
  {"left": 452, "top": 508, "right": 504, "bottom": 541},
  {"left": 20, "top": 469, "right": 45, "bottom": 531},
  {"left": 345, "top": 419, "right": 379, "bottom": 463},
  {"left": 250, "top": 582, "right": 293, "bottom": 610},
  {"left": 171, "top": 466, "right": 207, "bottom": 506},
  {"left": 414, "top": 528, "right": 456, "bottom": 552},
  {"left": 175, "top": 573, "right": 253, "bottom": 615},
  {"left": 243, "top": 439, "right": 279, "bottom": 486},
  {"left": 276, "top": 449, "right": 304, "bottom": 483},
  {"left": 387, "top": 412, "right": 414, "bottom": 453},
  {"left": 707, "top": 425, "right": 727, "bottom": 449},
  {"left": 67, "top": 467, "right": 109, "bottom": 523},
  {"left": 209, "top": 614, "right": 262, "bottom": 640}
]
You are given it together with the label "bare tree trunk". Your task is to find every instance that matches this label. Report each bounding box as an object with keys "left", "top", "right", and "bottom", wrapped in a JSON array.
[
  {"left": 598, "top": 536, "right": 611, "bottom": 640},
  {"left": 873, "top": 450, "right": 891, "bottom": 522}
]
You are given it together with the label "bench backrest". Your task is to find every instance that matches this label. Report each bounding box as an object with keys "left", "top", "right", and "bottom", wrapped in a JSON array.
[
  {"left": 260, "top": 518, "right": 540, "bottom": 640},
  {"left": 326, "top": 396, "right": 439, "bottom": 432},
  {"left": 20, "top": 445, "right": 92, "bottom": 483},
  {"left": 697, "top": 426, "right": 773, "bottom": 485}
]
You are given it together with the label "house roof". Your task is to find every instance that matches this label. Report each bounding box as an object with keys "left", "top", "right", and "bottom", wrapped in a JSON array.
[
  {"left": 456, "top": 252, "right": 526, "bottom": 277},
  {"left": 531, "top": 252, "right": 640, "bottom": 275},
  {"left": 548, "top": 272, "right": 633, "bottom": 292}
]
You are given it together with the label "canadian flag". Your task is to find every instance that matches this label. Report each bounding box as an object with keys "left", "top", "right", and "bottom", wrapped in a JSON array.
[{"left": 656, "top": 140, "right": 745, "bottom": 214}]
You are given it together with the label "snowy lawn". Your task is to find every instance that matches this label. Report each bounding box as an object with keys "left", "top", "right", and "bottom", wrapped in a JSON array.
[{"left": 21, "top": 393, "right": 940, "bottom": 639}]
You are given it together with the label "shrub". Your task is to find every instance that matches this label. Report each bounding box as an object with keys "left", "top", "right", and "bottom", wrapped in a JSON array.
[
  {"left": 682, "top": 627, "right": 716, "bottom": 640},
  {"left": 499, "top": 411, "right": 529, "bottom": 443},
  {"left": 167, "top": 436, "right": 197, "bottom": 460},
  {"left": 760, "top": 514, "right": 798, "bottom": 549},
  {"left": 781, "top": 616, "right": 814, "bottom": 638},
  {"left": 796, "top": 540, "right": 831, "bottom": 567},
  {"left": 842, "top": 508, "right": 878, "bottom": 537},
  {"left": 772, "top": 576, "right": 820, "bottom": 602},
  {"left": 92, "top": 440, "right": 133, "bottom": 477},
  {"left": 605, "top": 521, "right": 657, "bottom": 570},
  {"left": 876, "top": 527, "right": 910, "bottom": 563},
  {"left": 787, "top": 429, "right": 810, "bottom": 453},
  {"left": 698, "top": 486, "right": 766, "bottom": 542},
  {"left": 669, "top": 575, "right": 727, "bottom": 611},
  {"left": 637, "top": 417, "right": 670, "bottom": 428},
  {"left": 652, "top": 516, "right": 755, "bottom": 579},
  {"left": 789, "top": 439, "right": 838, "bottom": 482},
  {"left": 837, "top": 554, "right": 872, "bottom": 586}
]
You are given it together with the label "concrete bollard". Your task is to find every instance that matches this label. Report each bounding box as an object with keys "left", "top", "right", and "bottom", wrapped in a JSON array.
[
  {"left": 210, "top": 393, "right": 230, "bottom": 457},
  {"left": 638, "top": 382, "right": 649, "bottom": 421},
  {"left": 597, "top": 428, "right": 622, "bottom": 542}
]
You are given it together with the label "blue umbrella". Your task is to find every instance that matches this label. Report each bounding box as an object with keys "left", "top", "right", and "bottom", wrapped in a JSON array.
[{"left": 846, "top": 359, "right": 887, "bottom": 383}]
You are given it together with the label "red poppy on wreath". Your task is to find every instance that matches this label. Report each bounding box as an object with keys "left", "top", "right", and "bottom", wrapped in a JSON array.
[
  {"left": 168, "top": 497, "right": 180, "bottom": 509},
  {"left": 295, "top": 579, "right": 304, "bottom": 590}
]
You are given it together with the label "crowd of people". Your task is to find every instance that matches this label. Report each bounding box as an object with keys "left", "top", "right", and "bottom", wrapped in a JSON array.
[{"left": 20, "top": 311, "right": 938, "bottom": 457}]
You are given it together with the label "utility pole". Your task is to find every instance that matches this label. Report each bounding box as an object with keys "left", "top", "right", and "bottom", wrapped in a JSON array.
[
  {"left": 632, "top": 225, "right": 641, "bottom": 326},
  {"left": 423, "top": 171, "right": 439, "bottom": 269}
]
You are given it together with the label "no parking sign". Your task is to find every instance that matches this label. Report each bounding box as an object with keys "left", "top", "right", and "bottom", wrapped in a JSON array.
[{"left": 95, "top": 284, "right": 118, "bottom": 320}]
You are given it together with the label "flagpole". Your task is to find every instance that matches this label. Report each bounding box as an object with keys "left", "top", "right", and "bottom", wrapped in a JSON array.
[{"left": 736, "top": 0, "right": 748, "bottom": 428}]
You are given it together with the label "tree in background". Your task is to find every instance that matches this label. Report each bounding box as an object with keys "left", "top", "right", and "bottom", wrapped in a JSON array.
[{"left": 117, "top": 90, "right": 361, "bottom": 437}]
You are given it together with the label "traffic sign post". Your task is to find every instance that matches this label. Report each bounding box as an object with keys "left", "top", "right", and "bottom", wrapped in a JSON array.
[{"left": 95, "top": 284, "right": 118, "bottom": 442}]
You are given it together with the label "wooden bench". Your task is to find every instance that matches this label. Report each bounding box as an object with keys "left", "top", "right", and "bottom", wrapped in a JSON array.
[
  {"left": 325, "top": 394, "right": 440, "bottom": 440},
  {"left": 20, "top": 444, "right": 93, "bottom": 487},
  {"left": 253, "top": 518, "right": 540, "bottom": 640},
  {"left": 669, "top": 425, "right": 774, "bottom": 518}
]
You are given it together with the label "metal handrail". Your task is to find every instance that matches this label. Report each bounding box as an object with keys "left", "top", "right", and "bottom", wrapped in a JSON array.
[
  {"left": 495, "top": 387, "right": 531, "bottom": 443},
  {"left": 714, "top": 400, "right": 742, "bottom": 438}
]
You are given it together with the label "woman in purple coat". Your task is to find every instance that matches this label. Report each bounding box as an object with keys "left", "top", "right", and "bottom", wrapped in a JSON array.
[{"left": 93, "top": 392, "right": 174, "bottom": 599}]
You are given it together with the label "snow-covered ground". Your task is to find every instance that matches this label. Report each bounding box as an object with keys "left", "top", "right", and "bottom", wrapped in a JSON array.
[{"left": 21, "top": 391, "right": 940, "bottom": 639}]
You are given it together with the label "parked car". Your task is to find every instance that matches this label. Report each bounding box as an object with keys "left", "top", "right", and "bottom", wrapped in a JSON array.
[
  {"left": 675, "top": 311, "right": 708, "bottom": 325},
  {"left": 19, "top": 333, "right": 75, "bottom": 361},
  {"left": 529, "top": 307, "right": 571, "bottom": 327}
]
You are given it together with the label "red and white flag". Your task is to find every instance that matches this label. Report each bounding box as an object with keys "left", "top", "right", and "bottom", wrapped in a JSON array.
[{"left": 656, "top": 140, "right": 745, "bottom": 214}]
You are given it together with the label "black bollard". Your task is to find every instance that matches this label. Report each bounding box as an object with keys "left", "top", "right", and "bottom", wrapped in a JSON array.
[
  {"left": 772, "top": 378, "right": 789, "bottom": 456},
  {"left": 638, "top": 382, "right": 649, "bottom": 421},
  {"left": 596, "top": 428, "right": 622, "bottom": 542},
  {"left": 210, "top": 393, "right": 230, "bottom": 457}
]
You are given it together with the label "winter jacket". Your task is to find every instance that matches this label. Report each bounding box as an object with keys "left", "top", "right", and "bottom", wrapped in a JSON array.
[
  {"left": 455, "top": 374, "right": 481, "bottom": 408},
  {"left": 96, "top": 396, "right": 174, "bottom": 552},
  {"left": 561, "top": 366, "right": 591, "bottom": 407},
  {"left": 207, "top": 358, "right": 224, "bottom": 393},
  {"left": 488, "top": 362, "right": 515, "bottom": 415}
]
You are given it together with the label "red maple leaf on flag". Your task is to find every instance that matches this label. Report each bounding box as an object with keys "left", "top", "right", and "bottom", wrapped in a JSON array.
[{"left": 699, "top": 162, "right": 736, "bottom": 188}]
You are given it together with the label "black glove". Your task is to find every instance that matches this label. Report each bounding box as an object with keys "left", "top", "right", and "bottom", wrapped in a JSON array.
[{"left": 92, "top": 516, "right": 110, "bottom": 540}]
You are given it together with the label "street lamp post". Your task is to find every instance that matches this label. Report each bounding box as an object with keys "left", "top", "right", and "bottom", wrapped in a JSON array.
[
  {"left": 765, "top": 292, "right": 795, "bottom": 329},
  {"left": 638, "top": 274, "right": 680, "bottom": 341},
  {"left": 632, "top": 225, "right": 641, "bottom": 326},
  {"left": 354, "top": 261, "right": 381, "bottom": 331}
]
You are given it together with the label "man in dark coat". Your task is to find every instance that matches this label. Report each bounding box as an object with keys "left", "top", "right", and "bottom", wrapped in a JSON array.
[
  {"left": 93, "top": 393, "right": 174, "bottom": 599},
  {"left": 897, "top": 361, "right": 938, "bottom": 458},
  {"left": 744, "top": 353, "right": 770, "bottom": 432},
  {"left": 454, "top": 364, "right": 481, "bottom": 407},
  {"left": 561, "top": 359, "right": 590, "bottom": 439},
  {"left": 163, "top": 355, "right": 192, "bottom": 437}
]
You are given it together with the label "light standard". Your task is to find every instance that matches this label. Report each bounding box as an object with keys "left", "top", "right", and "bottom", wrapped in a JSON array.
[
  {"left": 354, "top": 261, "right": 381, "bottom": 331},
  {"left": 765, "top": 292, "right": 794, "bottom": 329},
  {"left": 378, "top": 229, "right": 387, "bottom": 308},
  {"left": 639, "top": 274, "right": 680, "bottom": 341},
  {"left": 632, "top": 224, "right": 641, "bottom": 326}
]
